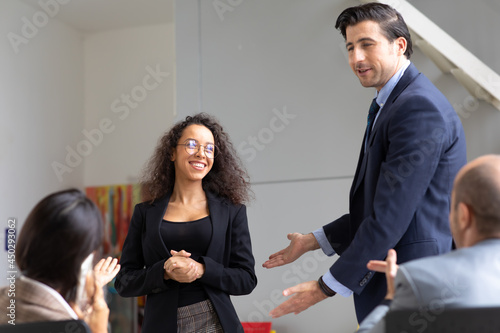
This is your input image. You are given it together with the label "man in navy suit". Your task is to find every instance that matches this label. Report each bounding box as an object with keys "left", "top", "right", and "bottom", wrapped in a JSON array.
[{"left": 263, "top": 2, "right": 467, "bottom": 323}]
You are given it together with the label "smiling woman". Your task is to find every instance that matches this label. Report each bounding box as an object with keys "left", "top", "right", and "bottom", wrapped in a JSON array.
[{"left": 115, "top": 113, "right": 257, "bottom": 333}]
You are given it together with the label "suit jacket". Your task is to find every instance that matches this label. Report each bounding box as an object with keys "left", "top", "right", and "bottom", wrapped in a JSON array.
[
  {"left": 357, "top": 239, "right": 500, "bottom": 333},
  {"left": 115, "top": 191, "right": 257, "bottom": 333},
  {"left": 322, "top": 63, "right": 467, "bottom": 321},
  {"left": 0, "top": 277, "right": 77, "bottom": 324}
]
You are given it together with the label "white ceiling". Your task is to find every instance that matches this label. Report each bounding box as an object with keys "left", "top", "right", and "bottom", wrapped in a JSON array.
[{"left": 18, "top": 0, "right": 174, "bottom": 34}]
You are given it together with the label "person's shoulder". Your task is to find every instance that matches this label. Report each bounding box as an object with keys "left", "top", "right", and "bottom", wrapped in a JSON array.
[
  {"left": 206, "top": 191, "right": 246, "bottom": 211},
  {"left": 454, "top": 240, "right": 500, "bottom": 260},
  {"left": 136, "top": 194, "right": 170, "bottom": 208},
  {"left": 391, "top": 72, "right": 454, "bottom": 119},
  {"left": 132, "top": 200, "right": 152, "bottom": 213},
  {"left": 399, "top": 250, "right": 453, "bottom": 275},
  {"left": 205, "top": 191, "right": 231, "bottom": 205},
  {"left": 399, "top": 245, "right": 484, "bottom": 278},
  {"left": 403, "top": 69, "right": 445, "bottom": 101}
]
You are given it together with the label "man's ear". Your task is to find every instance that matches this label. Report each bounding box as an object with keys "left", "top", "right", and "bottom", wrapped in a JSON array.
[
  {"left": 457, "top": 202, "right": 473, "bottom": 230},
  {"left": 394, "top": 37, "right": 407, "bottom": 56}
]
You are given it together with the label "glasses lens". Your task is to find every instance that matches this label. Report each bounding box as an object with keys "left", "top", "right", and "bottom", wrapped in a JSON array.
[
  {"left": 205, "top": 144, "right": 216, "bottom": 158},
  {"left": 185, "top": 140, "right": 198, "bottom": 154}
]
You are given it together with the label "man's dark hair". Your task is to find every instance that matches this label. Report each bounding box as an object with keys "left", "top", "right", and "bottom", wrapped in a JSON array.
[
  {"left": 454, "top": 161, "right": 500, "bottom": 235},
  {"left": 335, "top": 2, "right": 413, "bottom": 59}
]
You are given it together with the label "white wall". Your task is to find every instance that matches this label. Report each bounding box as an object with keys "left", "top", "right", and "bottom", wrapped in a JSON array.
[
  {"left": 0, "top": 0, "right": 84, "bottom": 282},
  {"left": 175, "top": 0, "right": 500, "bottom": 332},
  {"left": 83, "top": 23, "right": 175, "bottom": 186}
]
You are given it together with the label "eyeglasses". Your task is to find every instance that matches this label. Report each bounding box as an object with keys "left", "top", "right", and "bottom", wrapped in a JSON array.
[{"left": 177, "top": 139, "right": 218, "bottom": 159}]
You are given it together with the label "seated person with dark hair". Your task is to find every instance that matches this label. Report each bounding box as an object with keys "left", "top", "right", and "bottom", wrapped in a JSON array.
[
  {"left": 358, "top": 155, "right": 500, "bottom": 333},
  {"left": 0, "top": 189, "right": 120, "bottom": 333}
]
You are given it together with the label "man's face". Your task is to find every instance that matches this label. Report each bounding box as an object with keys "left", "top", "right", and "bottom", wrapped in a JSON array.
[{"left": 345, "top": 20, "right": 405, "bottom": 91}]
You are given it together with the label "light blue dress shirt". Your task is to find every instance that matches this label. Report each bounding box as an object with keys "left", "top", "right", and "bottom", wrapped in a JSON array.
[{"left": 313, "top": 60, "right": 411, "bottom": 297}]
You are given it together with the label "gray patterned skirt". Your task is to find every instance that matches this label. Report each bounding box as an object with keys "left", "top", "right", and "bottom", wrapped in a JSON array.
[{"left": 177, "top": 299, "right": 224, "bottom": 333}]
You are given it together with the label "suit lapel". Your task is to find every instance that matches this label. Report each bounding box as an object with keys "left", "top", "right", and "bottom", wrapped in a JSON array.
[
  {"left": 146, "top": 194, "right": 171, "bottom": 258},
  {"left": 350, "top": 134, "right": 367, "bottom": 198},
  {"left": 353, "top": 143, "right": 370, "bottom": 195},
  {"left": 205, "top": 192, "right": 228, "bottom": 258},
  {"left": 366, "top": 63, "right": 420, "bottom": 149},
  {"left": 352, "top": 63, "right": 421, "bottom": 195}
]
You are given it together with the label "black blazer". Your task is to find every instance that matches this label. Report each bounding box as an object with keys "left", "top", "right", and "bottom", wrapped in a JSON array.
[
  {"left": 323, "top": 63, "right": 467, "bottom": 322},
  {"left": 115, "top": 191, "right": 257, "bottom": 332}
]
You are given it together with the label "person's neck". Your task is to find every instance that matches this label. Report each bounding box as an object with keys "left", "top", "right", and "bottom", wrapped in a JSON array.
[
  {"left": 375, "top": 56, "right": 408, "bottom": 92},
  {"left": 170, "top": 180, "right": 206, "bottom": 205},
  {"left": 462, "top": 232, "right": 500, "bottom": 248},
  {"left": 393, "top": 56, "right": 407, "bottom": 75}
]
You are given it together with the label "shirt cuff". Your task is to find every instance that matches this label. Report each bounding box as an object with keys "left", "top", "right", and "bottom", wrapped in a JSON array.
[
  {"left": 312, "top": 228, "right": 335, "bottom": 256},
  {"left": 322, "top": 271, "right": 353, "bottom": 297}
]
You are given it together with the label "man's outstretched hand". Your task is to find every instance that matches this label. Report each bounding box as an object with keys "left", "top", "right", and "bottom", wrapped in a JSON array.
[
  {"left": 269, "top": 280, "right": 328, "bottom": 318},
  {"left": 263, "top": 233, "right": 320, "bottom": 269}
]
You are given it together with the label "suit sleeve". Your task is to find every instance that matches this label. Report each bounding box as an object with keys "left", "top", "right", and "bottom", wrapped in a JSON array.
[
  {"left": 328, "top": 95, "right": 452, "bottom": 294},
  {"left": 322, "top": 213, "right": 351, "bottom": 255},
  {"left": 198, "top": 205, "right": 257, "bottom": 295},
  {"left": 115, "top": 204, "right": 173, "bottom": 297}
]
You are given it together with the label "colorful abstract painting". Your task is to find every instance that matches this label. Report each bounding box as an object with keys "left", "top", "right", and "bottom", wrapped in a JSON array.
[
  {"left": 86, "top": 184, "right": 142, "bottom": 257},
  {"left": 85, "top": 183, "right": 143, "bottom": 333}
]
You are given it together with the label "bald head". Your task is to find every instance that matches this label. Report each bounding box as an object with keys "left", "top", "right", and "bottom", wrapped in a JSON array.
[{"left": 453, "top": 154, "right": 500, "bottom": 236}]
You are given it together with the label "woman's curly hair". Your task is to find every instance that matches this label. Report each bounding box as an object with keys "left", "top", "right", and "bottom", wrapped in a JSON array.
[{"left": 141, "top": 113, "right": 252, "bottom": 205}]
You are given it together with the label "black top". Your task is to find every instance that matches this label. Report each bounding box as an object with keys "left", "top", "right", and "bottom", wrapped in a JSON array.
[{"left": 161, "top": 216, "right": 212, "bottom": 307}]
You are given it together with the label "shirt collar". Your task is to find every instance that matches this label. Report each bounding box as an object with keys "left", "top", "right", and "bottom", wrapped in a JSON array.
[{"left": 375, "top": 59, "right": 411, "bottom": 108}]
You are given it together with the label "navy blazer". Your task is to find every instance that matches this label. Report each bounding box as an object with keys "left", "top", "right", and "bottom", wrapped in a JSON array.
[
  {"left": 323, "top": 63, "right": 466, "bottom": 322},
  {"left": 115, "top": 191, "right": 257, "bottom": 333}
]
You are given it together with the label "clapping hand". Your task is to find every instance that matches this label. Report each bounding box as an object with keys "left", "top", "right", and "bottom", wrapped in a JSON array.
[
  {"left": 93, "top": 257, "right": 120, "bottom": 288},
  {"left": 72, "top": 256, "right": 120, "bottom": 333}
]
